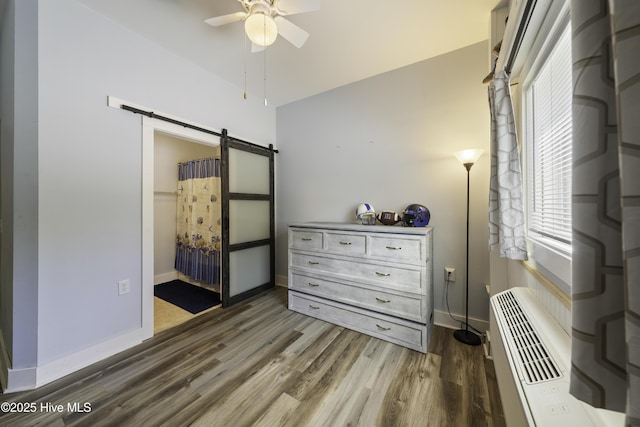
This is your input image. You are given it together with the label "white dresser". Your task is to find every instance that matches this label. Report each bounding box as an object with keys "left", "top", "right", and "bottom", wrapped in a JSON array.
[{"left": 287, "top": 222, "right": 433, "bottom": 353}]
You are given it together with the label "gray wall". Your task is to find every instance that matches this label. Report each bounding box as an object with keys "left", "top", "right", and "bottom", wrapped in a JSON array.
[
  {"left": 35, "top": 0, "right": 274, "bottom": 366},
  {"left": 276, "top": 41, "right": 492, "bottom": 324},
  {"left": 2, "top": 0, "right": 274, "bottom": 380},
  {"left": 0, "top": 0, "right": 15, "bottom": 369},
  {"left": 0, "top": 0, "right": 39, "bottom": 371}
]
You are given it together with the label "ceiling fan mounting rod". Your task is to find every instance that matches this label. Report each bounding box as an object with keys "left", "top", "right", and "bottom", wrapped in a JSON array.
[{"left": 239, "top": 0, "right": 276, "bottom": 17}]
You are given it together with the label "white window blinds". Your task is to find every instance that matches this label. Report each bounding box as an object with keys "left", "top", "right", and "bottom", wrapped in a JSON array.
[{"left": 526, "top": 26, "right": 573, "bottom": 246}]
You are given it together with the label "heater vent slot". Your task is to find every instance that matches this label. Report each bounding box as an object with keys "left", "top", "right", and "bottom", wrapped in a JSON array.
[{"left": 495, "top": 291, "right": 561, "bottom": 384}]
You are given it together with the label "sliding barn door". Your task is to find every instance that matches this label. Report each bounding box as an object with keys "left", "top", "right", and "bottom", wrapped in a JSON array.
[{"left": 220, "top": 131, "right": 275, "bottom": 306}]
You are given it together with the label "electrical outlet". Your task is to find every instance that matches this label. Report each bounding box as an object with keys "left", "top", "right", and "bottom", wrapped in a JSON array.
[
  {"left": 118, "top": 279, "right": 130, "bottom": 295},
  {"left": 445, "top": 267, "right": 456, "bottom": 282}
]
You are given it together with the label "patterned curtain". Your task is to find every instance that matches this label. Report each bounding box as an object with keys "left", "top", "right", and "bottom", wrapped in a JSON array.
[
  {"left": 175, "top": 158, "right": 222, "bottom": 286},
  {"left": 488, "top": 70, "right": 528, "bottom": 260},
  {"left": 570, "top": 0, "right": 639, "bottom": 422}
]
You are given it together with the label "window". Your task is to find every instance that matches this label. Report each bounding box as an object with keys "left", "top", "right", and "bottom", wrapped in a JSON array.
[{"left": 522, "top": 22, "right": 573, "bottom": 291}]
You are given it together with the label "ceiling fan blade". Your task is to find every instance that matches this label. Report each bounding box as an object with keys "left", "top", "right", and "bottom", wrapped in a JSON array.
[
  {"left": 204, "top": 11, "right": 247, "bottom": 27},
  {"left": 274, "top": 16, "right": 309, "bottom": 48},
  {"left": 276, "top": 0, "right": 321, "bottom": 16}
]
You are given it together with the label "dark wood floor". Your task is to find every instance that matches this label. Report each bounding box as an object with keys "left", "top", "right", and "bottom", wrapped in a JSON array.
[{"left": 1, "top": 287, "right": 505, "bottom": 426}]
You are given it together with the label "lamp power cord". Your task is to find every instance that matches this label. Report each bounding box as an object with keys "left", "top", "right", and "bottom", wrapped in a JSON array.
[{"left": 445, "top": 271, "right": 485, "bottom": 337}]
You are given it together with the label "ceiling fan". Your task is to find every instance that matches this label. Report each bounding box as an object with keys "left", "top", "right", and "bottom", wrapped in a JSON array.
[{"left": 204, "top": 0, "right": 320, "bottom": 50}]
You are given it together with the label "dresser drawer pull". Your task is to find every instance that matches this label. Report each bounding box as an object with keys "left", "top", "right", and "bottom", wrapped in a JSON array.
[
  {"left": 375, "top": 297, "right": 391, "bottom": 303},
  {"left": 308, "top": 282, "right": 320, "bottom": 287},
  {"left": 301, "top": 237, "right": 313, "bottom": 241},
  {"left": 339, "top": 241, "right": 352, "bottom": 245},
  {"left": 386, "top": 246, "right": 402, "bottom": 250},
  {"left": 376, "top": 324, "right": 391, "bottom": 331},
  {"left": 375, "top": 272, "right": 390, "bottom": 277},
  {"left": 309, "top": 305, "right": 320, "bottom": 310},
  {"left": 308, "top": 261, "right": 320, "bottom": 265}
]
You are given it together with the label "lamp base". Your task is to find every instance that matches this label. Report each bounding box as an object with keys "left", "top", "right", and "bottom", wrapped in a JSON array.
[{"left": 453, "top": 329, "right": 482, "bottom": 346}]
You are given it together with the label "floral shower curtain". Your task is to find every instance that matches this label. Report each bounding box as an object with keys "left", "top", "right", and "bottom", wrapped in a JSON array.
[
  {"left": 175, "top": 157, "right": 222, "bottom": 286},
  {"left": 488, "top": 70, "right": 528, "bottom": 260},
  {"left": 570, "top": 0, "right": 639, "bottom": 422}
]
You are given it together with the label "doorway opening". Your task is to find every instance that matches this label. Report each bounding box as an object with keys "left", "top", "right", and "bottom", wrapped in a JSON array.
[
  {"left": 153, "top": 131, "right": 222, "bottom": 333},
  {"left": 141, "top": 116, "right": 221, "bottom": 338}
]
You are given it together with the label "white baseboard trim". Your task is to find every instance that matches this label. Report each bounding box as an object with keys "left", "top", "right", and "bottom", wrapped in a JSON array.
[
  {"left": 275, "top": 274, "right": 288, "bottom": 288},
  {"left": 2, "top": 328, "right": 144, "bottom": 394},
  {"left": 0, "top": 325, "right": 38, "bottom": 393},
  {"left": 433, "top": 309, "right": 489, "bottom": 336},
  {"left": 0, "top": 327, "right": 11, "bottom": 391},
  {"left": 35, "top": 328, "right": 144, "bottom": 390},
  {"left": 154, "top": 271, "right": 178, "bottom": 285},
  {"left": 3, "top": 366, "right": 37, "bottom": 394}
]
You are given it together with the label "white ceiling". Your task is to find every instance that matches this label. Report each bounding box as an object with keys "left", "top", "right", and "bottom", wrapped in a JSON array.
[{"left": 77, "top": 0, "right": 495, "bottom": 106}]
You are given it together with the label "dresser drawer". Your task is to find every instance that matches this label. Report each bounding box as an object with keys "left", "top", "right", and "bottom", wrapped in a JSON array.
[
  {"left": 325, "top": 232, "right": 366, "bottom": 255},
  {"left": 289, "top": 229, "right": 323, "bottom": 250},
  {"left": 287, "top": 223, "right": 433, "bottom": 353},
  {"left": 369, "top": 235, "right": 424, "bottom": 263},
  {"left": 290, "top": 252, "right": 424, "bottom": 293},
  {"left": 288, "top": 291, "right": 427, "bottom": 352},
  {"left": 290, "top": 272, "right": 426, "bottom": 322}
]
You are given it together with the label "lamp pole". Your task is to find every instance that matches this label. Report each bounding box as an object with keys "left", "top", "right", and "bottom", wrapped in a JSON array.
[{"left": 453, "top": 158, "right": 481, "bottom": 346}]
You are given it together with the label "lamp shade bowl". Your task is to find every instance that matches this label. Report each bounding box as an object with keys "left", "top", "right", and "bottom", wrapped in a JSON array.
[{"left": 454, "top": 149, "right": 484, "bottom": 166}]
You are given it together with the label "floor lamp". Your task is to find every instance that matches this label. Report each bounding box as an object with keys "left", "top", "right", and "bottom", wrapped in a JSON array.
[{"left": 453, "top": 149, "right": 483, "bottom": 346}]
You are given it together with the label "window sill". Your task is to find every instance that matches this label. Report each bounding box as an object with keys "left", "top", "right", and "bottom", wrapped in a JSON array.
[
  {"left": 520, "top": 260, "right": 572, "bottom": 309},
  {"left": 525, "top": 237, "right": 572, "bottom": 300}
]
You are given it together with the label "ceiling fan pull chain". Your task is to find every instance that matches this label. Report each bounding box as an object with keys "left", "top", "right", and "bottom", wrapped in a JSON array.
[{"left": 243, "top": 32, "right": 248, "bottom": 100}]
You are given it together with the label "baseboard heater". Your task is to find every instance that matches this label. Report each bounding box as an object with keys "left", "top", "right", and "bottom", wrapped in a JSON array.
[{"left": 490, "top": 288, "right": 623, "bottom": 426}]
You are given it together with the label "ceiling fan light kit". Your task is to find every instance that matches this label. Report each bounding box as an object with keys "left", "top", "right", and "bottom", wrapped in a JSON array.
[{"left": 245, "top": 13, "right": 278, "bottom": 46}]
